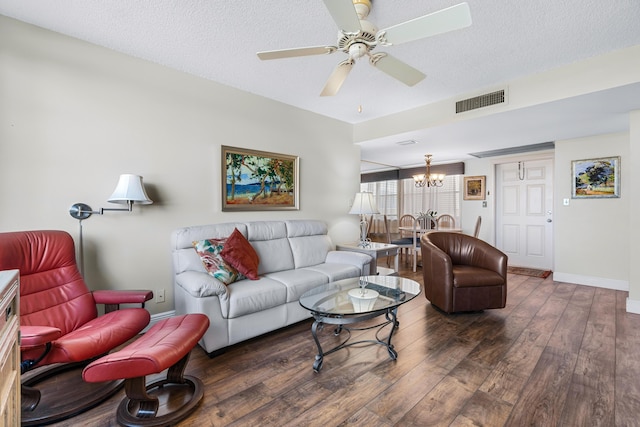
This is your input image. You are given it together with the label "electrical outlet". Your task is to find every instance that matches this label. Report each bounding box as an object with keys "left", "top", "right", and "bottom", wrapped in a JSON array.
[{"left": 156, "top": 288, "right": 165, "bottom": 303}]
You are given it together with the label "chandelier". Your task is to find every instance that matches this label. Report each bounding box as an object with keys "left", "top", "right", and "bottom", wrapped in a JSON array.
[{"left": 413, "top": 154, "right": 445, "bottom": 188}]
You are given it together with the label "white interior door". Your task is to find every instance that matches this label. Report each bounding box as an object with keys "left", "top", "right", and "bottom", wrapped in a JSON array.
[{"left": 495, "top": 159, "right": 553, "bottom": 270}]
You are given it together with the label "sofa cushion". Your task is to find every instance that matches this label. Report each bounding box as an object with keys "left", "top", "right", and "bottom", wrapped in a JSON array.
[
  {"left": 288, "top": 235, "right": 333, "bottom": 268},
  {"left": 264, "top": 269, "right": 329, "bottom": 303},
  {"left": 452, "top": 266, "right": 505, "bottom": 287},
  {"left": 285, "top": 220, "right": 328, "bottom": 237},
  {"left": 193, "top": 238, "right": 240, "bottom": 285},
  {"left": 302, "top": 263, "right": 362, "bottom": 283},
  {"left": 246, "top": 221, "right": 295, "bottom": 275},
  {"left": 221, "top": 228, "right": 260, "bottom": 280},
  {"left": 285, "top": 220, "right": 332, "bottom": 268},
  {"left": 225, "top": 277, "right": 287, "bottom": 318},
  {"left": 172, "top": 223, "right": 248, "bottom": 276},
  {"left": 252, "top": 239, "right": 295, "bottom": 276}
]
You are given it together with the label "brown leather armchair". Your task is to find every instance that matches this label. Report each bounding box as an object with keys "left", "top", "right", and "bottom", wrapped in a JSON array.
[{"left": 421, "top": 232, "right": 507, "bottom": 313}]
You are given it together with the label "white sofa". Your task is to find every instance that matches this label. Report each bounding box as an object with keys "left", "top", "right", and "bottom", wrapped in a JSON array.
[{"left": 171, "top": 220, "right": 372, "bottom": 355}]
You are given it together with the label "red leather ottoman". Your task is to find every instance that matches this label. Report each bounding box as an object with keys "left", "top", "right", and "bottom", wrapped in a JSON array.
[{"left": 83, "top": 314, "right": 210, "bottom": 427}]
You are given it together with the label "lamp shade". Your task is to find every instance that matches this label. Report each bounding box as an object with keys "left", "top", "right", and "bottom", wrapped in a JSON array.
[
  {"left": 349, "top": 192, "right": 379, "bottom": 215},
  {"left": 108, "top": 174, "right": 153, "bottom": 205}
]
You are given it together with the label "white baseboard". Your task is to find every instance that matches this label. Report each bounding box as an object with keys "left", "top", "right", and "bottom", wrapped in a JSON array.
[
  {"left": 627, "top": 298, "right": 640, "bottom": 314},
  {"left": 552, "top": 272, "right": 629, "bottom": 291},
  {"left": 142, "top": 310, "right": 176, "bottom": 333}
]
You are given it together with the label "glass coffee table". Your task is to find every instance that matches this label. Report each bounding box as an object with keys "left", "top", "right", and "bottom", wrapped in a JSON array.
[{"left": 299, "top": 275, "right": 421, "bottom": 372}]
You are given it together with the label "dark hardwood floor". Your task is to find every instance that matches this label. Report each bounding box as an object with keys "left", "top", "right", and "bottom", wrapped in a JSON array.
[{"left": 46, "top": 257, "right": 640, "bottom": 426}]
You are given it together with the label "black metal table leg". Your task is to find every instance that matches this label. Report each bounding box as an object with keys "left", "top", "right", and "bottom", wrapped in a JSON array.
[
  {"left": 311, "top": 320, "right": 324, "bottom": 373},
  {"left": 385, "top": 308, "right": 398, "bottom": 360}
]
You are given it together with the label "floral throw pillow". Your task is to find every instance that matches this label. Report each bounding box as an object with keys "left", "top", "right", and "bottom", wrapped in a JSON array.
[{"left": 193, "top": 238, "right": 240, "bottom": 285}]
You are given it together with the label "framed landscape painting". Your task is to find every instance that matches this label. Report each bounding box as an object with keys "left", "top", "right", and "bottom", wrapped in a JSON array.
[
  {"left": 463, "top": 176, "right": 486, "bottom": 200},
  {"left": 222, "top": 145, "right": 299, "bottom": 211},
  {"left": 572, "top": 156, "right": 620, "bottom": 198}
]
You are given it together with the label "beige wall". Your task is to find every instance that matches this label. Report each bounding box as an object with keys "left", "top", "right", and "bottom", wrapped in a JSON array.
[
  {"left": 0, "top": 16, "right": 362, "bottom": 315},
  {"left": 553, "top": 133, "right": 630, "bottom": 287}
]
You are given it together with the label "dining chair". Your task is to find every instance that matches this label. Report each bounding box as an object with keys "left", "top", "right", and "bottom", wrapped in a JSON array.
[
  {"left": 391, "top": 214, "right": 420, "bottom": 271},
  {"left": 397, "top": 214, "right": 416, "bottom": 237},
  {"left": 437, "top": 214, "right": 456, "bottom": 229},
  {"left": 366, "top": 214, "right": 374, "bottom": 237},
  {"left": 473, "top": 215, "right": 482, "bottom": 238}
]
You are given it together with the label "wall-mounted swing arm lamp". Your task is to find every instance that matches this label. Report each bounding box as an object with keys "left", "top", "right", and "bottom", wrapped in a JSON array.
[
  {"left": 69, "top": 174, "right": 153, "bottom": 275},
  {"left": 69, "top": 174, "right": 153, "bottom": 220}
]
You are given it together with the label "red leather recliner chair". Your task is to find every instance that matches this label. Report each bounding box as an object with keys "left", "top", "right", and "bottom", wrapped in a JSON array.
[
  {"left": 0, "top": 230, "right": 152, "bottom": 426},
  {"left": 421, "top": 231, "right": 507, "bottom": 313}
]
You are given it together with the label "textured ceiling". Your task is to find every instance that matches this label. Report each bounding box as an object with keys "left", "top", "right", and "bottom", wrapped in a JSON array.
[{"left": 2, "top": 0, "right": 640, "bottom": 171}]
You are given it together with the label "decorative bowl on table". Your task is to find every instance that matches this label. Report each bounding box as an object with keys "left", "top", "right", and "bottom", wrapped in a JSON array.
[{"left": 348, "top": 288, "right": 379, "bottom": 313}]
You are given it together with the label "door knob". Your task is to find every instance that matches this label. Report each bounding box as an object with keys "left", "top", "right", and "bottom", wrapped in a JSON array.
[{"left": 547, "top": 219, "right": 552, "bottom": 223}]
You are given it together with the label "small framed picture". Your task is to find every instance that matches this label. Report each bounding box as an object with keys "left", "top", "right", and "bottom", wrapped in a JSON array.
[
  {"left": 571, "top": 156, "right": 620, "bottom": 198},
  {"left": 222, "top": 145, "right": 299, "bottom": 211},
  {"left": 463, "top": 176, "right": 486, "bottom": 200}
]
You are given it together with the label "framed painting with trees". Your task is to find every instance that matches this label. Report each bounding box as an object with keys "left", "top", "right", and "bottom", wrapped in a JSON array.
[
  {"left": 222, "top": 146, "right": 299, "bottom": 211},
  {"left": 571, "top": 156, "right": 620, "bottom": 199}
]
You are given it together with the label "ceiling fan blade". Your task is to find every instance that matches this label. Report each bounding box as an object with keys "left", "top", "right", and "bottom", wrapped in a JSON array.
[
  {"left": 322, "top": 0, "right": 362, "bottom": 33},
  {"left": 257, "top": 46, "right": 337, "bottom": 60},
  {"left": 320, "top": 60, "right": 354, "bottom": 96},
  {"left": 377, "top": 2, "right": 471, "bottom": 46},
  {"left": 371, "top": 54, "right": 425, "bottom": 86}
]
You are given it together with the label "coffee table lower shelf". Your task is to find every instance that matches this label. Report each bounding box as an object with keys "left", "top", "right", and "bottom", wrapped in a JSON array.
[{"left": 310, "top": 308, "right": 399, "bottom": 373}]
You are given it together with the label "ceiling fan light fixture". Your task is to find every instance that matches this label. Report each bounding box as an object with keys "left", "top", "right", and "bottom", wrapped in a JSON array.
[{"left": 348, "top": 43, "right": 368, "bottom": 60}]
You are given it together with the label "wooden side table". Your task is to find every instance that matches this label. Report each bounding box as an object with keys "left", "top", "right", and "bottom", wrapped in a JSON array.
[
  {"left": 336, "top": 242, "right": 400, "bottom": 275},
  {"left": 0, "top": 269, "right": 20, "bottom": 426}
]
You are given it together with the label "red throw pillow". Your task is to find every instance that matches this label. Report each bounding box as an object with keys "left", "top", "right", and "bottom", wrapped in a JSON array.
[{"left": 220, "top": 228, "right": 260, "bottom": 280}]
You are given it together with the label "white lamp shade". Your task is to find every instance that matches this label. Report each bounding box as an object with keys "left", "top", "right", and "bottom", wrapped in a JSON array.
[
  {"left": 349, "top": 192, "right": 379, "bottom": 215},
  {"left": 108, "top": 174, "right": 153, "bottom": 205}
]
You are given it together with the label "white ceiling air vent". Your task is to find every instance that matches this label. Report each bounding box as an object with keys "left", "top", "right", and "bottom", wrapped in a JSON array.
[{"left": 456, "top": 89, "right": 505, "bottom": 113}]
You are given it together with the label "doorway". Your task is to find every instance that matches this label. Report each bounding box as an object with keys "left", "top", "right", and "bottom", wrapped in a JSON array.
[{"left": 495, "top": 158, "right": 554, "bottom": 270}]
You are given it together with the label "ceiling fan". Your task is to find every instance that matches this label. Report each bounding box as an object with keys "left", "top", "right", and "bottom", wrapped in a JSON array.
[{"left": 257, "top": 0, "right": 472, "bottom": 96}]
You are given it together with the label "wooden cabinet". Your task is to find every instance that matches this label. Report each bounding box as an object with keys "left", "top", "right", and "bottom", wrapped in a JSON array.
[{"left": 0, "top": 270, "right": 20, "bottom": 425}]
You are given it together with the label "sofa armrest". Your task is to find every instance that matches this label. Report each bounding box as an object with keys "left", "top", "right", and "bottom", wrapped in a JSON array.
[
  {"left": 326, "top": 250, "right": 372, "bottom": 275},
  {"left": 469, "top": 242, "right": 508, "bottom": 279},
  {"left": 176, "top": 271, "right": 227, "bottom": 298},
  {"left": 421, "top": 240, "right": 454, "bottom": 286},
  {"left": 421, "top": 237, "right": 455, "bottom": 312}
]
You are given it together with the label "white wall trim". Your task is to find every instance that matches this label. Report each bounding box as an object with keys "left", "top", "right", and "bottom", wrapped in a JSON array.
[
  {"left": 553, "top": 272, "right": 629, "bottom": 291},
  {"left": 142, "top": 310, "right": 176, "bottom": 332},
  {"left": 627, "top": 298, "right": 640, "bottom": 314}
]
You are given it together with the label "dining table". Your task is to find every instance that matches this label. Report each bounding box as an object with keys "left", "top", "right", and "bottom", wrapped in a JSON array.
[{"left": 397, "top": 225, "right": 463, "bottom": 272}]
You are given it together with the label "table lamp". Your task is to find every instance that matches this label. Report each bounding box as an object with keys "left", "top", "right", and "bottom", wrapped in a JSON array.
[{"left": 349, "top": 192, "right": 379, "bottom": 248}]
